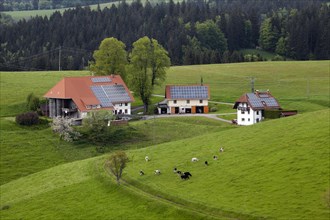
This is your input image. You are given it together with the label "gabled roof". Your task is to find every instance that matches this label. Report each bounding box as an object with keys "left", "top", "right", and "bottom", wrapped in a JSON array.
[
  {"left": 233, "top": 91, "right": 281, "bottom": 110},
  {"left": 165, "top": 85, "right": 210, "bottom": 100},
  {"left": 44, "top": 75, "right": 134, "bottom": 112}
]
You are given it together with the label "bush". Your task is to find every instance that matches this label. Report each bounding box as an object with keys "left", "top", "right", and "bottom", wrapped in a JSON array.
[
  {"left": 16, "top": 112, "right": 39, "bottom": 126},
  {"left": 26, "top": 93, "right": 40, "bottom": 111},
  {"left": 210, "top": 107, "right": 218, "bottom": 112}
]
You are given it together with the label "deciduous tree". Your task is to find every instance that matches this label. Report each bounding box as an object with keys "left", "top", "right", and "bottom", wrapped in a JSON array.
[
  {"left": 129, "top": 36, "right": 170, "bottom": 113},
  {"left": 105, "top": 151, "right": 129, "bottom": 185},
  {"left": 89, "top": 37, "right": 128, "bottom": 81}
]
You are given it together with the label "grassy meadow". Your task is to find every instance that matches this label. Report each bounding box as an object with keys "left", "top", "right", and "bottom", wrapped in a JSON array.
[
  {"left": 2, "top": 0, "right": 180, "bottom": 21},
  {"left": 0, "top": 61, "right": 329, "bottom": 219}
]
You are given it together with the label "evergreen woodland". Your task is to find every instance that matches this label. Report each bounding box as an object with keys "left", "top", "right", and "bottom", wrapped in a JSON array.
[{"left": 0, "top": 0, "right": 329, "bottom": 71}]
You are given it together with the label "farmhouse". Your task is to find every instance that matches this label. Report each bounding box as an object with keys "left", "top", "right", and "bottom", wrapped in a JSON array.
[
  {"left": 233, "top": 90, "right": 281, "bottom": 125},
  {"left": 157, "top": 85, "right": 210, "bottom": 114},
  {"left": 43, "top": 75, "right": 134, "bottom": 119}
]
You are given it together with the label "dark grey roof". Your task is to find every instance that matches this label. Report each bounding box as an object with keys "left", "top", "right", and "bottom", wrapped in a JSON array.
[
  {"left": 91, "top": 85, "right": 132, "bottom": 107},
  {"left": 246, "top": 92, "right": 280, "bottom": 109},
  {"left": 169, "top": 86, "right": 209, "bottom": 99}
]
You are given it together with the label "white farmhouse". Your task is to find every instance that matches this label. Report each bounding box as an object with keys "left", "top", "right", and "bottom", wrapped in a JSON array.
[
  {"left": 157, "top": 85, "right": 210, "bottom": 114},
  {"left": 233, "top": 90, "right": 281, "bottom": 125}
]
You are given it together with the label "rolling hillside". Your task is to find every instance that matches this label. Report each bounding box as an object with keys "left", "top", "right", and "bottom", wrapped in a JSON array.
[
  {"left": 1, "top": 109, "right": 329, "bottom": 219},
  {"left": 0, "top": 61, "right": 329, "bottom": 219}
]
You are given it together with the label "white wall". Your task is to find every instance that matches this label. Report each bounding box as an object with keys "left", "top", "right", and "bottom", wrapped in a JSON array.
[
  {"left": 236, "top": 103, "right": 262, "bottom": 125},
  {"left": 113, "top": 103, "right": 131, "bottom": 115},
  {"left": 168, "top": 99, "right": 208, "bottom": 107}
]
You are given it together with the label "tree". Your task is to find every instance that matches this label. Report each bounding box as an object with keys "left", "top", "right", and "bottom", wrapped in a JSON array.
[
  {"left": 129, "top": 36, "right": 170, "bottom": 113},
  {"left": 89, "top": 37, "right": 128, "bottom": 81},
  {"left": 51, "top": 117, "right": 81, "bottom": 142},
  {"left": 105, "top": 151, "right": 129, "bottom": 185},
  {"left": 82, "top": 110, "right": 114, "bottom": 146},
  {"left": 26, "top": 92, "right": 40, "bottom": 111}
]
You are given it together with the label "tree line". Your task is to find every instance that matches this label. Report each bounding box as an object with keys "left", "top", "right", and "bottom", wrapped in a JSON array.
[
  {"left": 0, "top": 0, "right": 111, "bottom": 11},
  {"left": 0, "top": 0, "right": 328, "bottom": 71}
]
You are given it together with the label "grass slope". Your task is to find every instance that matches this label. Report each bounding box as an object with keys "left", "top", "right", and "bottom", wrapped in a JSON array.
[
  {"left": 123, "top": 109, "right": 330, "bottom": 219},
  {"left": 1, "top": 110, "right": 329, "bottom": 219},
  {"left": 0, "top": 156, "right": 216, "bottom": 220},
  {"left": 0, "top": 116, "right": 233, "bottom": 185}
]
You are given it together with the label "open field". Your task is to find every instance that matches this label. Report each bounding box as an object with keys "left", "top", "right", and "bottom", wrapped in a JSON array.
[
  {"left": 0, "top": 61, "right": 329, "bottom": 219},
  {"left": 1, "top": 109, "right": 329, "bottom": 219},
  {"left": 1, "top": 0, "right": 179, "bottom": 21},
  {"left": 1, "top": 61, "right": 329, "bottom": 117}
]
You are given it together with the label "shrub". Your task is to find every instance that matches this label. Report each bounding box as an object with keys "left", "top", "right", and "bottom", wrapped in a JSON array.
[
  {"left": 16, "top": 112, "right": 39, "bottom": 126},
  {"left": 51, "top": 117, "right": 81, "bottom": 142},
  {"left": 210, "top": 107, "right": 218, "bottom": 112},
  {"left": 26, "top": 93, "right": 40, "bottom": 111}
]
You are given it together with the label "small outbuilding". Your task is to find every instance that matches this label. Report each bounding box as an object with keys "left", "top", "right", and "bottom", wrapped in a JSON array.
[{"left": 157, "top": 85, "right": 210, "bottom": 114}]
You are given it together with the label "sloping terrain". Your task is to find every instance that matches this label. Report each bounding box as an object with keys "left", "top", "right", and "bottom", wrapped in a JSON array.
[{"left": 1, "top": 110, "right": 329, "bottom": 219}]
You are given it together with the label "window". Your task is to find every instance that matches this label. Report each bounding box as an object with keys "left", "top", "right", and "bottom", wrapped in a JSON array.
[
  {"left": 187, "top": 100, "right": 190, "bottom": 104},
  {"left": 242, "top": 118, "right": 245, "bottom": 121},
  {"left": 199, "top": 100, "right": 203, "bottom": 104},
  {"left": 119, "top": 103, "right": 123, "bottom": 106},
  {"left": 248, "top": 118, "right": 250, "bottom": 121},
  {"left": 125, "top": 103, "right": 128, "bottom": 106},
  {"left": 174, "top": 100, "right": 177, "bottom": 104},
  {"left": 241, "top": 110, "right": 245, "bottom": 114},
  {"left": 125, "top": 109, "right": 128, "bottom": 113},
  {"left": 256, "top": 111, "right": 259, "bottom": 115}
]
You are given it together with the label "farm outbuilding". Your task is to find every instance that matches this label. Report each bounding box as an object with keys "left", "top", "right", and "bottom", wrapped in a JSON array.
[
  {"left": 43, "top": 75, "right": 134, "bottom": 119},
  {"left": 157, "top": 85, "right": 210, "bottom": 114}
]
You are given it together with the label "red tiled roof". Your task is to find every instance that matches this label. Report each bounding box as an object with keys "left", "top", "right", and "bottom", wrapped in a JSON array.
[{"left": 44, "top": 75, "right": 134, "bottom": 112}]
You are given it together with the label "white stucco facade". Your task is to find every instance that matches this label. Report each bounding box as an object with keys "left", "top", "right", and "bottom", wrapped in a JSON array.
[
  {"left": 159, "top": 99, "right": 209, "bottom": 114},
  {"left": 113, "top": 103, "right": 132, "bottom": 115},
  {"left": 236, "top": 103, "right": 262, "bottom": 126}
]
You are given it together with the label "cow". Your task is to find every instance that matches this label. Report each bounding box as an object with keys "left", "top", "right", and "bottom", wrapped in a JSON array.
[
  {"left": 191, "top": 157, "right": 199, "bottom": 162},
  {"left": 154, "top": 169, "right": 161, "bottom": 175},
  {"left": 139, "top": 170, "right": 144, "bottom": 176}
]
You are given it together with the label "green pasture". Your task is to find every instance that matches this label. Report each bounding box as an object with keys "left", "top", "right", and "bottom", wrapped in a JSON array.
[
  {"left": 1, "top": 61, "right": 329, "bottom": 117},
  {"left": 122, "top": 109, "right": 330, "bottom": 219},
  {"left": 0, "top": 61, "right": 329, "bottom": 219},
  {"left": 0, "top": 157, "right": 213, "bottom": 220},
  {"left": 1, "top": 110, "right": 329, "bottom": 219},
  {"left": 1, "top": 0, "right": 180, "bottom": 21}
]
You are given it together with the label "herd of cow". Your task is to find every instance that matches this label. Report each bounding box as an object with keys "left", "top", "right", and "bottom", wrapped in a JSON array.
[{"left": 139, "top": 147, "right": 224, "bottom": 180}]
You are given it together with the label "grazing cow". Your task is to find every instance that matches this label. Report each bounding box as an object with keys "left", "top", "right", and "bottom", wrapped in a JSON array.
[
  {"left": 173, "top": 167, "right": 177, "bottom": 173},
  {"left": 181, "top": 171, "right": 192, "bottom": 180},
  {"left": 213, "top": 155, "right": 218, "bottom": 160},
  {"left": 145, "top": 156, "right": 149, "bottom": 162},
  {"left": 154, "top": 169, "right": 161, "bottom": 175},
  {"left": 205, "top": 161, "right": 208, "bottom": 166},
  {"left": 191, "top": 157, "right": 199, "bottom": 162},
  {"left": 183, "top": 172, "right": 192, "bottom": 177},
  {"left": 176, "top": 170, "right": 182, "bottom": 175},
  {"left": 139, "top": 170, "right": 144, "bottom": 176},
  {"left": 219, "top": 147, "right": 224, "bottom": 153}
]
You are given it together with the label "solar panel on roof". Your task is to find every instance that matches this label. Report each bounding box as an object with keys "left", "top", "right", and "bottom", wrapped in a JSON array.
[
  {"left": 170, "top": 86, "right": 208, "bottom": 99},
  {"left": 258, "top": 94, "right": 269, "bottom": 98},
  {"left": 91, "top": 77, "right": 112, "bottom": 83},
  {"left": 91, "top": 85, "right": 132, "bottom": 108}
]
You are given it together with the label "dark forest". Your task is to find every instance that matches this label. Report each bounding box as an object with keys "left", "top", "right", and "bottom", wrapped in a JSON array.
[{"left": 0, "top": 0, "right": 329, "bottom": 71}]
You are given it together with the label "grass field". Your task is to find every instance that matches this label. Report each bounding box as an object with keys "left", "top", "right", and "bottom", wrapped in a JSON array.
[
  {"left": 1, "top": 0, "right": 179, "bottom": 21},
  {"left": 0, "top": 61, "right": 329, "bottom": 219},
  {"left": 1, "top": 110, "right": 329, "bottom": 219}
]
